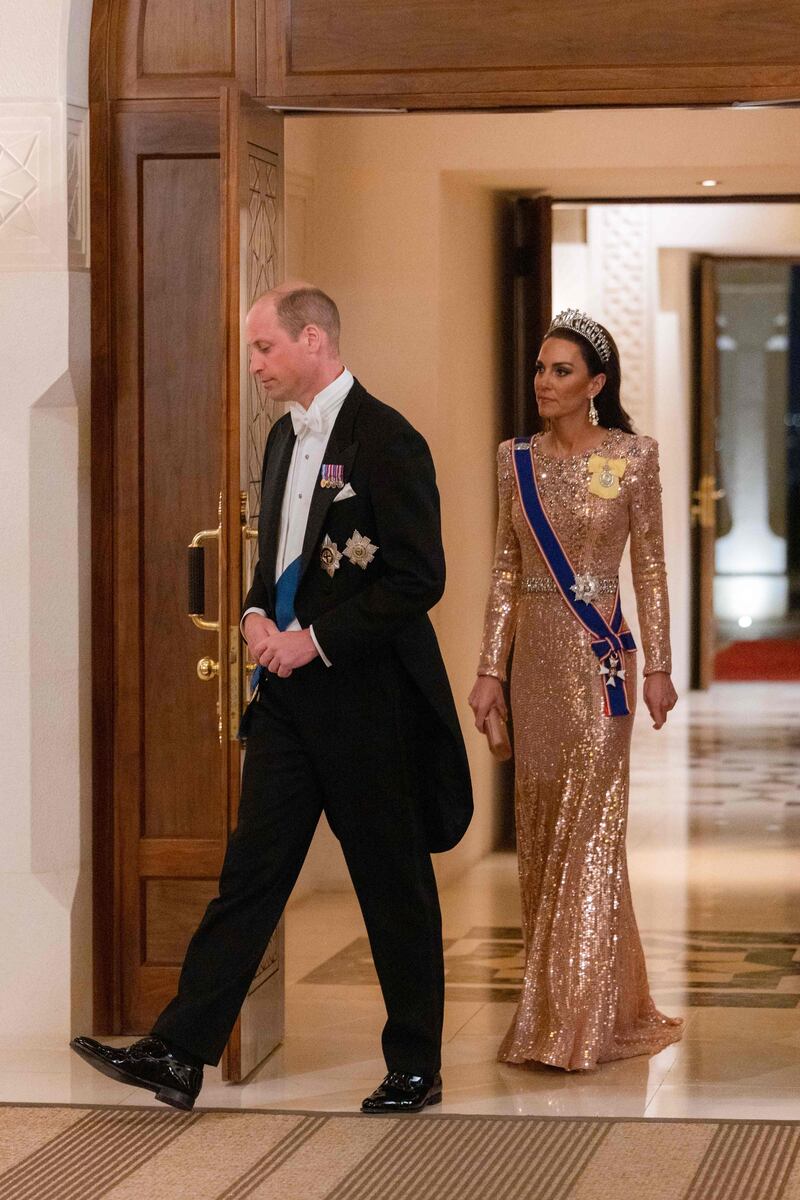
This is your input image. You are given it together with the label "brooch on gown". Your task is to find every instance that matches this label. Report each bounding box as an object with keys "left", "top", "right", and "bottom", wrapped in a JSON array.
[
  {"left": 587, "top": 454, "right": 627, "bottom": 499},
  {"left": 344, "top": 530, "right": 379, "bottom": 569},
  {"left": 571, "top": 573, "right": 600, "bottom": 604}
]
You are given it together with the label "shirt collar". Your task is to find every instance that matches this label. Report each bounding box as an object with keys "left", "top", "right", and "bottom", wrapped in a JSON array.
[{"left": 289, "top": 368, "right": 354, "bottom": 438}]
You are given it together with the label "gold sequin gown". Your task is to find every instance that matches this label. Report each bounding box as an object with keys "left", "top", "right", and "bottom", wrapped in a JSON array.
[{"left": 478, "top": 430, "right": 684, "bottom": 1071}]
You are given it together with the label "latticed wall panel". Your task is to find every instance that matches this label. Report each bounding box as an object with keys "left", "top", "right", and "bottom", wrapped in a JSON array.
[{"left": 246, "top": 148, "right": 281, "bottom": 520}]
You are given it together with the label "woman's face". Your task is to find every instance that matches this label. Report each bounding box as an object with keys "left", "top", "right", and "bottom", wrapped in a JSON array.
[{"left": 534, "top": 337, "right": 605, "bottom": 422}]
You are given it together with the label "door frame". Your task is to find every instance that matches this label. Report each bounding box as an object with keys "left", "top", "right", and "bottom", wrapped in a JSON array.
[{"left": 89, "top": 0, "right": 800, "bottom": 1030}]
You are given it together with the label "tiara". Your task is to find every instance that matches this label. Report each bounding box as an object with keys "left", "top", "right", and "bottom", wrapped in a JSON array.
[{"left": 546, "top": 309, "right": 612, "bottom": 364}]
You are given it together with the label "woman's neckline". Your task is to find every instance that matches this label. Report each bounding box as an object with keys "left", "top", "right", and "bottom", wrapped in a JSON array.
[{"left": 532, "top": 430, "right": 615, "bottom": 461}]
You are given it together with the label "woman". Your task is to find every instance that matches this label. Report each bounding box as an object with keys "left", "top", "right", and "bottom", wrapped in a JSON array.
[{"left": 469, "top": 310, "right": 683, "bottom": 1072}]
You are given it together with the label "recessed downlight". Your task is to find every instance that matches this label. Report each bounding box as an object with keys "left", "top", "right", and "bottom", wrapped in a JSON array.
[{"left": 699, "top": 179, "right": 720, "bottom": 188}]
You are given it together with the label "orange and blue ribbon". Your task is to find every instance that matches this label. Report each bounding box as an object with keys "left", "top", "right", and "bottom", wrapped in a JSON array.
[{"left": 512, "top": 439, "right": 636, "bottom": 717}]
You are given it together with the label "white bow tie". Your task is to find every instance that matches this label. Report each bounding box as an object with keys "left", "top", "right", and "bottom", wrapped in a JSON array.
[{"left": 290, "top": 402, "right": 326, "bottom": 437}]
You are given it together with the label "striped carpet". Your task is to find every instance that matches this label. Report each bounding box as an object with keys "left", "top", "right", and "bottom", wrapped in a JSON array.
[{"left": 1, "top": 1106, "right": 799, "bottom": 1200}]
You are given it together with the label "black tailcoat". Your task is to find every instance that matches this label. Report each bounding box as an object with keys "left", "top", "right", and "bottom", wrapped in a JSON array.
[
  {"left": 240, "top": 379, "right": 473, "bottom": 852},
  {"left": 153, "top": 380, "right": 472, "bottom": 1070}
]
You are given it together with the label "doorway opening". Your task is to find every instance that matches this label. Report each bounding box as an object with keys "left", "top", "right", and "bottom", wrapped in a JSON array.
[
  {"left": 701, "top": 258, "right": 800, "bottom": 681},
  {"left": 547, "top": 201, "right": 800, "bottom": 688}
]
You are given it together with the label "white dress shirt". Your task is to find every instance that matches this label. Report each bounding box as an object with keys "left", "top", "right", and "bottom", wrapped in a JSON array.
[{"left": 243, "top": 368, "right": 355, "bottom": 667}]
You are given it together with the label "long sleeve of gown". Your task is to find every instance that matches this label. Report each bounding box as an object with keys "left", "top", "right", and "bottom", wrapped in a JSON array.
[
  {"left": 629, "top": 437, "right": 672, "bottom": 676},
  {"left": 477, "top": 442, "right": 521, "bottom": 681}
]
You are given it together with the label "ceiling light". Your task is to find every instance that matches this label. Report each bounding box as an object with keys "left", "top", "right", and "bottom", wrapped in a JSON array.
[
  {"left": 700, "top": 179, "right": 720, "bottom": 187},
  {"left": 738, "top": 615, "right": 753, "bottom": 628}
]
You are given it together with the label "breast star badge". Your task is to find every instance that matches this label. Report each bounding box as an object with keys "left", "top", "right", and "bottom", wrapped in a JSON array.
[
  {"left": 320, "top": 535, "right": 342, "bottom": 578},
  {"left": 571, "top": 573, "right": 600, "bottom": 604},
  {"left": 343, "top": 530, "right": 379, "bottom": 570},
  {"left": 587, "top": 454, "right": 627, "bottom": 499},
  {"left": 598, "top": 652, "right": 626, "bottom": 687}
]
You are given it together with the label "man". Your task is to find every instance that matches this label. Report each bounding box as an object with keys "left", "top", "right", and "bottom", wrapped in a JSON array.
[{"left": 72, "top": 285, "right": 473, "bottom": 1114}]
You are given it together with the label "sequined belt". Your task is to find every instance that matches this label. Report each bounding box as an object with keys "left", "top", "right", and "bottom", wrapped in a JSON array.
[{"left": 521, "top": 576, "right": 618, "bottom": 596}]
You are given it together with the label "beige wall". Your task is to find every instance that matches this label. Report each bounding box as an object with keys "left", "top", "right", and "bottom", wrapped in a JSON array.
[
  {"left": 283, "top": 112, "right": 800, "bottom": 898},
  {"left": 286, "top": 122, "right": 506, "bottom": 895}
]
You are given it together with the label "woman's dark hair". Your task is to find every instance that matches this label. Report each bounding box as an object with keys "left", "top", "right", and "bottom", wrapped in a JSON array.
[{"left": 541, "top": 324, "right": 635, "bottom": 434}]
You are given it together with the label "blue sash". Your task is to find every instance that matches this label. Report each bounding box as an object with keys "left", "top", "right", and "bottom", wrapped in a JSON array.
[
  {"left": 250, "top": 555, "right": 302, "bottom": 694},
  {"left": 512, "top": 438, "right": 636, "bottom": 717}
]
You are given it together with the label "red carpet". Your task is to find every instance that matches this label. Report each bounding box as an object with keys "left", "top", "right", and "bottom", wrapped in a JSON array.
[{"left": 714, "top": 639, "right": 800, "bottom": 681}]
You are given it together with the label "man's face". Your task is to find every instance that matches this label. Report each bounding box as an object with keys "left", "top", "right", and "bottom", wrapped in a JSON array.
[{"left": 246, "top": 301, "right": 311, "bottom": 405}]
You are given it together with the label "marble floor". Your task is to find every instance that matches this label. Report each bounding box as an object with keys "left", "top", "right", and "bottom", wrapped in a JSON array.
[{"left": 4, "top": 684, "right": 799, "bottom": 1119}]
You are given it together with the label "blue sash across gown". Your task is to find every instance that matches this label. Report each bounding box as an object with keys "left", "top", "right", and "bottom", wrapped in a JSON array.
[{"left": 512, "top": 439, "right": 636, "bottom": 718}]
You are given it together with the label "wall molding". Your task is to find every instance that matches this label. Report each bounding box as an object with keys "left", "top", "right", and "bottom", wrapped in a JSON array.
[
  {"left": 0, "top": 102, "right": 63, "bottom": 271},
  {"left": 589, "top": 204, "right": 654, "bottom": 434},
  {"left": 67, "top": 105, "right": 90, "bottom": 271}
]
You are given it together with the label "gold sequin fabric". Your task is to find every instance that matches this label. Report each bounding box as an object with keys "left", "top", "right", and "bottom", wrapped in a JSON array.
[{"left": 477, "top": 431, "right": 683, "bottom": 1071}]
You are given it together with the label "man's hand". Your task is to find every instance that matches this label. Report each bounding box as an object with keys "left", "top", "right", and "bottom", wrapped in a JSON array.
[
  {"left": 643, "top": 671, "right": 678, "bottom": 730},
  {"left": 243, "top": 613, "right": 279, "bottom": 663},
  {"left": 259, "top": 629, "right": 319, "bottom": 678}
]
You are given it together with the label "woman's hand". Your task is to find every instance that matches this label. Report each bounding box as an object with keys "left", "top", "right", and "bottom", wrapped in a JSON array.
[
  {"left": 468, "top": 675, "right": 507, "bottom": 733},
  {"left": 643, "top": 671, "right": 678, "bottom": 730}
]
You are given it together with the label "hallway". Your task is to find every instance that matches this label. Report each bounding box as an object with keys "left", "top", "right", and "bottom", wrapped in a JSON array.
[{"left": 5, "top": 684, "right": 800, "bottom": 1119}]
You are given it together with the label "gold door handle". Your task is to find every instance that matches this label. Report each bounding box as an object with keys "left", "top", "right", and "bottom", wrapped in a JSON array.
[
  {"left": 197, "top": 656, "right": 220, "bottom": 681},
  {"left": 187, "top": 522, "right": 222, "bottom": 631},
  {"left": 188, "top": 495, "right": 224, "bottom": 743},
  {"left": 691, "top": 474, "right": 725, "bottom": 529}
]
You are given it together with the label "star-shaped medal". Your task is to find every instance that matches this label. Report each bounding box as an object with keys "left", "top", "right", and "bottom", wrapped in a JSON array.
[
  {"left": 320, "top": 535, "right": 342, "bottom": 578},
  {"left": 571, "top": 573, "right": 599, "bottom": 604},
  {"left": 344, "top": 529, "right": 379, "bottom": 570},
  {"left": 599, "top": 653, "right": 626, "bottom": 688}
]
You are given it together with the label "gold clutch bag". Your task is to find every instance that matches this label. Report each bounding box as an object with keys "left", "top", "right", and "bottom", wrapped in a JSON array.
[{"left": 485, "top": 709, "right": 512, "bottom": 762}]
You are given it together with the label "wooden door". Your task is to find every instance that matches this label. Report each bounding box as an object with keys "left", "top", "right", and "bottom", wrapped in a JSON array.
[
  {"left": 219, "top": 85, "right": 286, "bottom": 1081},
  {"left": 108, "top": 92, "right": 285, "bottom": 1083},
  {"left": 692, "top": 256, "right": 725, "bottom": 688},
  {"left": 112, "top": 104, "right": 227, "bottom": 1039}
]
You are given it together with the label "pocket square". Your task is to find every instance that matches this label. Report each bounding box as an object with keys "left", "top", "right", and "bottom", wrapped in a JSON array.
[{"left": 333, "top": 483, "right": 357, "bottom": 502}]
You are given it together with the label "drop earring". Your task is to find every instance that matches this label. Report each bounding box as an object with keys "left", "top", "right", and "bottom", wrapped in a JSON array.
[{"left": 588, "top": 393, "right": 599, "bottom": 426}]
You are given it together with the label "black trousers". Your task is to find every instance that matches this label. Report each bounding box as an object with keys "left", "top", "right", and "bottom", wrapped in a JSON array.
[{"left": 152, "top": 653, "right": 444, "bottom": 1075}]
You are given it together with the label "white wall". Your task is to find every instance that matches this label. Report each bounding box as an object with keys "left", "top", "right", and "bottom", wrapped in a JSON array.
[{"left": 0, "top": 0, "right": 93, "bottom": 1043}]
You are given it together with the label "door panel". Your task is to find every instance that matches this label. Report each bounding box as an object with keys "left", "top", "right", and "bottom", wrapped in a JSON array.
[
  {"left": 102, "top": 0, "right": 800, "bottom": 108},
  {"left": 141, "top": 155, "right": 222, "bottom": 837},
  {"left": 260, "top": 0, "right": 800, "bottom": 109},
  {"left": 692, "top": 256, "right": 721, "bottom": 689},
  {"left": 113, "top": 108, "right": 227, "bottom": 1032},
  {"left": 111, "top": 95, "right": 285, "bottom": 1080},
  {"left": 111, "top": 0, "right": 258, "bottom": 99},
  {"left": 511, "top": 196, "right": 552, "bottom": 437},
  {"left": 220, "top": 85, "right": 286, "bottom": 1081}
]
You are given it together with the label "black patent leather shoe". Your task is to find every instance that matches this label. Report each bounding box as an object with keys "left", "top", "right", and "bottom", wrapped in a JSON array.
[
  {"left": 361, "top": 1071, "right": 442, "bottom": 1114},
  {"left": 70, "top": 1036, "right": 202, "bottom": 1110}
]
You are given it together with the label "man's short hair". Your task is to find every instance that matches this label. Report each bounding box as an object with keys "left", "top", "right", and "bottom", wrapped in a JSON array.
[{"left": 275, "top": 287, "right": 340, "bottom": 351}]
